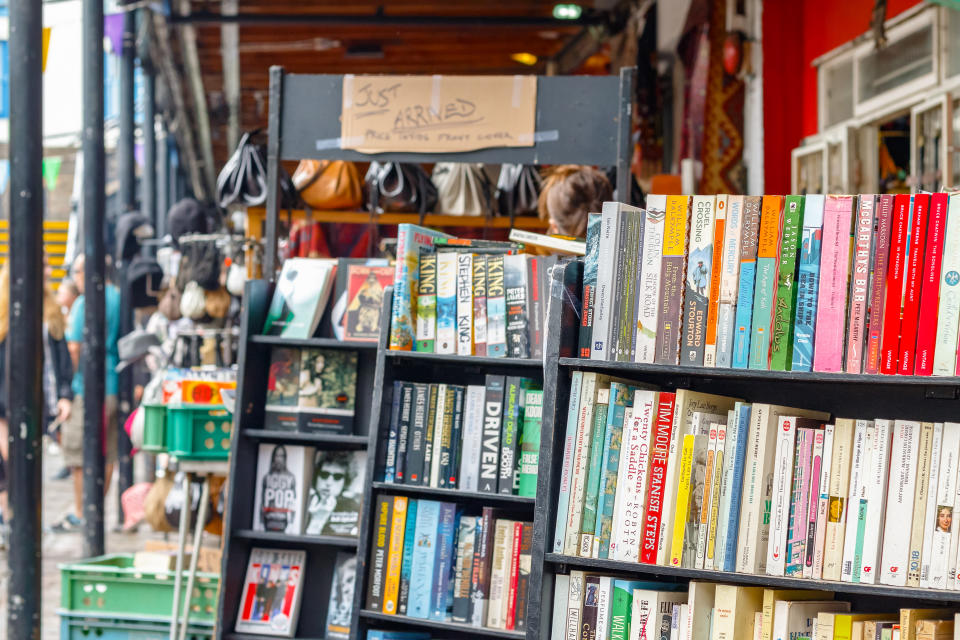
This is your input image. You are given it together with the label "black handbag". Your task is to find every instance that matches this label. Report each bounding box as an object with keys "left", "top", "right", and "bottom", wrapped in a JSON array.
[
  {"left": 364, "top": 162, "right": 438, "bottom": 214},
  {"left": 217, "top": 131, "right": 299, "bottom": 209},
  {"left": 496, "top": 164, "right": 541, "bottom": 217}
]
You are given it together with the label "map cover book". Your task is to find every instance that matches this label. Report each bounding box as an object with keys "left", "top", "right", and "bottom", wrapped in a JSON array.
[
  {"left": 415, "top": 252, "right": 437, "bottom": 352},
  {"left": 655, "top": 195, "right": 690, "bottom": 365},
  {"left": 236, "top": 548, "right": 307, "bottom": 637},
  {"left": 390, "top": 224, "right": 452, "bottom": 351},
  {"left": 681, "top": 195, "right": 716, "bottom": 367},
  {"left": 253, "top": 443, "right": 312, "bottom": 534},
  {"left": 263, "top": 258, "right": 336, "bottom": 339},
  {"left": 297, "top": 348, "right": 357, "bottom": 433},
  {"left": 749, "top": 195, "right": 783, "bottom": 370},
  {"left": 344, "top": 264, "right": 393, "bottom": 342},
  {"left": 579, "top": 213, "right": 602, "bottom": 358},
  {"left": 305, "top": 449, "right": 366, "bottom": 537},
  {"left": 770, "top": 195, "right": 804, "bottom": 371},
  {"left": 265, "top": 346, "right": 300, "bottom": 431}
]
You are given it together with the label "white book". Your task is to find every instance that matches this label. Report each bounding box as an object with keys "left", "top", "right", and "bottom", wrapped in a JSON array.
[
  {"left": 908, "top": 422, "right": 937, "bottom": 586},
  {"left": 455, "top": 252, "right": 473, "bottom": 355},
  {"left": 551, "top": 574, "right": 571, "bottom": 640},
  {"left": 822, "top": 419, "right": 855, "bottom": 581},
  {"left": 812, "top": 424, "right": 834, "bottom": 580},
  {"left": 554, "top": 371, "right": 583, "bottom": 553},
  {"left": 754, "top": 612, "right": 764, "bottom": 640},
  {"left": 705, "top": 416, "right": 729, "bottom": 570},
  {"left": 429, "top": 384, "right": 447, "bottom": 487},
  {"left": 766, "top": 416, "right": 798, "bottom": 577},
  {"left": 458, "top": 385, "right": 486, "bottom": 491},
  {"left": 566, "top": 571, "right": 584, "bottom": 640},
  {"left": 803, "top": 431, "right": 826, "bottom": 580},
  {"left": 595, "top": 403, "right": 632, "bottom": 560},
  {"left": 596, "top": 576, "right": 613, "bottom": 640},
  {"left": 592, "top": 205, "right": 625, "bottom": 360},
  {"left": 636, "top": 196, "right": 667, "bottom": 363},
  {"left": 859, "top": 419, "right": 893, "bottom": 584},
  {"left": 840, "top": 419, "right": 873, "bottom": 582},
  {"left": 629, "top": 589, "right": 660, "bottom": 640},
  {"left": 704, "top": 195, "right": 728, "bottom": 368},
  {"left": 435, "top": 251, "right": 458, "bottom": 354},
  {"left": 931, "top": 422, "right": 960, "bottom": 589},
  {"left": 879, "top": 419, "right": 921, "bottom": 586},
  {"left": 671, "top": 604, "right": 682, "bottom": 640},
  {"left": 772, "top": 601, "right": 850, "bottom": 640},
  {"left": 714, "top": 403, "right": 747, "bottom": 571},
  {"left": 679, "top": 604, "right": 691, "bottom": 640},
  {"left": 933, "top": 195, "right": 960, "bottom": 375},
  {"left": 951, "top": 454, "right": 960, "bottom": 590},
  {"left": 610, "top": 389, "right": 657, "bottom": 562},
  {"left": 716, "top": 196, "right": 744, "bottom": 368},
  {"left": 236, "top": 548, "right": 307, "bottom": 636},
  {"left": 564, "top": 373, "right": 601, "bottom": 555},
  {"left": 252, "top": 443, "right": 312, "bottom": 535},
  {"left": 712, "top": 585, "right": 763, "bottom": 640},
  {"left": 920, "top": 422, "right": 945, "bottom": 587},
  {"left": 696, "top": 424, "right": 721, "bottom": 570},
  {"left": 687, "top": 581, "right": 715, "bottom": 640}
]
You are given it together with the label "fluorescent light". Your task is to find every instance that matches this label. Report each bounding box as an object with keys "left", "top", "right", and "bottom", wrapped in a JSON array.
[{"left": 553, "top": 3, "right": 583, "bottom": 19}]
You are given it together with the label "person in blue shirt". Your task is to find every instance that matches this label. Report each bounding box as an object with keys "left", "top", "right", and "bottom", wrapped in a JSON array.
[{"left": 54, "top": 254, "right": 121, "bottom": 532}]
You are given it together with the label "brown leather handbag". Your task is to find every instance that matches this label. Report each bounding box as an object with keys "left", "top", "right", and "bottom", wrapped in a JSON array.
[{"left": 291, "top": 159, "right": 363, "bottom": 210}]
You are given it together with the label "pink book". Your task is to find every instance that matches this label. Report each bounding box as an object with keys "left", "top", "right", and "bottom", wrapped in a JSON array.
[
  {"left": 787, "top": 427, "right": 815, "bottom": 575},
  {"left": 898, "top": 194, "right": 930, "bottom": 374},
  {"left": 813, "top": 195, "right": 855, "bottom": 372},
  {"left": 914, "top": 193, "right": 947, "bottom": 375},
  {"left": 865, "top": 195, "right": 895, "bottom": 374},
  {"left": 845, "top": 196, "right": 876, "bottom": 373},
  {"left": 804, "top": 429, "right": 825, "bottom": 577}
]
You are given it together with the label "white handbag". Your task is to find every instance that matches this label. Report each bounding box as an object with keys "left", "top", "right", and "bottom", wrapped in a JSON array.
[{"left": 432, "top": 163, "right": 493, "bottom": 216}]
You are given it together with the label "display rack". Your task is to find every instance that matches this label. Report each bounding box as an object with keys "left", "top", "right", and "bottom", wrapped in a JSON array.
[
  {"left": 259, "top": 66, "right": 636, "bottom": 279},
  {"left": 214, "top": 279, "right": 378, "bottom": 640}
]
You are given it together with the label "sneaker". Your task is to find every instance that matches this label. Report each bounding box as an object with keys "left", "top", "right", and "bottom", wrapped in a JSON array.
[
  {"left": 52, "top": 467, "right": 70, "bottom": 481},
  {"left": 49, "top": 513, "right": 82, "bottom": 533}
]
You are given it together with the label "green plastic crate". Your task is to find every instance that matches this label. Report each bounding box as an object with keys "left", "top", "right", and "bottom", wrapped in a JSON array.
[
  {"left": 166, "top": 404, "right": 233, "bottom": 460},
  {"left": 141, "top": 403, "right": 167, "bottom": 453},
  {"left": 59, "top": 612, "right": 213, "bottom": 640},
  {"left": 60, "top": 554, "right": 219, "bottom": 624}
]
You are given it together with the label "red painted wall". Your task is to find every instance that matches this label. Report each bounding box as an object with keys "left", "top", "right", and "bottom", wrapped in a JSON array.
[{"left": 762, "top": 0, "right": 922, "bottom": 193}]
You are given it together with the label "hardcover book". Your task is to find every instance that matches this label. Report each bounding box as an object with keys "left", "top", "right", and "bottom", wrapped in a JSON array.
[
  {"left": 415, "top": 252, "right": 437, "bottom": 352},
  {"left": 915, "top": 193, "right": 949, "bottom": 375},
  {"left": 265, "top": 346, "right": 300, "bottom": 431},
  {"left": 655, "top": 195, "right": 691, "bottom": 365},
  {"left": 325, "top": 552, "right": 357, "bottom": 639},
  {"left": 812, "top": 195, "right": 855, "bottom": 372},
  {"left": 297, "top": 349, "right": 357, "bottom": 433},
  {"left": 236, "top": 548, "right": 307, "bottom": 637},
  {"left": 253, "top": 443, "right": 311, "bottom": 534},
  {"left": 435, "top": 251, "right": 457, "bottom": 355},
  {"left": 636, "top": 198, "right": 668, "bottom": 363},
  {"left": 682, "top": 195, "right": 716, "bottom": 366},
  {"left": 263, "top": 258, "right": 337, "bottom": 339},
  {"left": 845, "top": 195, "right": 876, "bottom": 373},
  {"left": 732, "top": 195, "right": 762, "bottom": 368},
  {"left": 390, "top": 224, "right": 452, "bottom": 350},
  {"left": 770, "top": 195, "right": 804, "bottom": 371},
  {"left": 898, "top": 193, "right": 931, "bottom": 374},
  {"left": 791, "top": 195, "right": 825, "bottom": 372},
  {"left": 472, "top": 254, "right": 488, "bottom": 356},
  {"left": 304, "top": 449, "right": 366, "bottom": 537},
  {"left": 704, "top": 195, "right": 728, "bottom": 368},
  {"left": 486, "top": 254, "right": 508, "bottom": 357},
  {"left": 343, "top": 264, "right": 393, "bottom": 342},
  {"left": 580, "top": 213, "right": 603, "bottom": 358},
  {"left": 865, "top": 194, "right": 895, "bottom": 374},
  {"left": 749, "top": 195, "right": 783, "bottom": 370},
  {"left": 716, "top": 196, "right": 745, "bottom": 368}
]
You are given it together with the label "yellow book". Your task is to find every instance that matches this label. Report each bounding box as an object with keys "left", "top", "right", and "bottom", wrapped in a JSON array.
[
  {"left": 916, "top": 619, "right": 953, "bottom": 640},
  {"left": 760, "top": 589, "right": 833, "bottom": 640},
  {"left": 712, "top": 584, "right": 764, "bottom": 640},
  {"left": 900, "top": 609, "right": 956, "bottom": 640},
  {"left": 663, "top": 195, "right": 690, "bottom": 256},
  {"left": 757, "top": 195, "right": 784, "bottom": 259},
  {"left": 822, "top": 613, "right": 897, "bottom": 640},
  {"left": 670, "top": 434, "right": 696, "bottom": 567},
  {"left": 381, "top": 496, "right": 408, "bottom": 614}
]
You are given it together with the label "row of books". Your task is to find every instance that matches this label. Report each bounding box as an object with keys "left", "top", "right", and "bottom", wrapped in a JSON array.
[
  {"left": 380, "top": 376, "right": 543, "bottom": 497},
  {"left": 551, "top": 575, "right": 956, "bottom": 640},
  {"left": 581, "top": 193, "right": 960, "bottom": 376},
  {"left": 387, "top": 224, "right": 556, "bottom": 358},
  {"left": 265, "top": 346, "right": 358, "bottom": 433},
  {"left": 554, "top": 373, "right": 960, "bottom": 590},
  {"left": 252, "top": 444, "right": 366, "bottom": 538},
  {"left": 366, "top": 497, "right": 532, "bottom": 632}
]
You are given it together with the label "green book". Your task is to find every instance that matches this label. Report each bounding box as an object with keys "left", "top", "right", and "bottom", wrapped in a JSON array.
[
  {"left": 517, "top": 389, "right": 543, "bottom": 497},
  {"left": 579, "top": 389, "right": 610, "bottom": 555},
  {"left": 769, "top": 195, "right": 805, "bottom": 370},
  {"left": 415, "top": 251, "right": 438, "bottom": 352},
  {"left": 595, "top": 382, "right": 635, "bottom": 558}
]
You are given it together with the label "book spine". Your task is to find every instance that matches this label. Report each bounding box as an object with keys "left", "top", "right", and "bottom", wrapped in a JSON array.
[
  {"left": 732, "top": 196, "right": 762, "bottom": 369},
  {"left": 613, "top": 210, "right": 637, "bottom": 362},
  {"left": 447, "top": 386, "right": 465, "bottom": 488},
  {"left": 459, "top": 386, "right": 485, "bottom": 492},
  {"left": 920, "top": 423, "right": 944, "bottom": 588},
  {"left": 717, "top": 196, "right": 745, "bottom": 368},
  {"left": 682, "top": 195, "right": 716, "bottom": 366},
  {"left": 407, "top": 384, "right": 430, "bottom": 486},
  {"left": 564, "top": 373, "right": 600, "bottom": 556},
  {"left": 505, "top": 521, "right": 523, "bottom": 629},
  {"left": 452, "top": 516, "right": 476, "bottom": 622},
  {"left": 503, "top": 255, "right": 530, "bottom": 358},
  {"left": 594, "top": 577, "right": 611, "bottom": 640},
  {"left": 915, "top": 193, "right": 949, "bottom": 375},
  {"left": 366, "top": 495, "right": 393, "bottom": 611},
  {"left": 436, "top": 386, "right": 455, "bottom": 488},
  {"left": 485, "top": 254, "right": 507, "bottom": 357},
  {"left": 498, "top": 376, "right": 523, "bottom": 494},
  {"left": 469, "top": 507, "right": 495, "bottom": 626},
  {"left": 846, "top": 196, "right": 876, "bottom": 373},
  {"left": 669, "top": 434, "right": 696, "bottom": 567},
  {"left": 565, "top": 571, "right": 584, "bottom": 640},
  {"left": 609, "top": 581, "right": 631, "bottom": 640},
  {"left": 898, "top": 194, "right": 930, "bottom": 374},
  {"left": 880, "top": 194, "right": 912, "bottom": 374},
  {"left": 398, "top": 499, "right": 418, "bottom": 615},
  {"left": 720, "top": 404, "right": 752, "bottom": 572},
  {"left": 813, "top": 195, "right": 855, "bottom": 372},
  {"left": 479, "top": 375, "right": 506, "bottom": 493},
  {"left": 427, "top": 384, "right": 446, "bottom": 487},
  {"left": 578, "top": 574, "right": 600, "bottom": 640},
  {"left": 707, "top": 419, "right": 728, "bottom": 569},
  {"left": 384, "top": 381, "right": 402, "bottom": 482},
  {"left": 770, "top": 195, "right": 804, "bottom": 371},
  {"left": 737, "top": 405, "right": 770, "bottom": 574},
  {"left": 841, "top": 421, "right": 871, "bottom": 582},
  {"left": 860, "top": 419, "right": 891, "bottom": 584},
  {"left": 527, "top": 256, "right": 544, "bottom": 359},
  {"left": 907, "top": 422, "right": 936, "bottom": 587},
  {"left": 636, "top": 200, "right": 667, "bottom": 363},
  {"left": 515, "top": 523, "right": 533, "bottom": 631},
  {"left": 640, "top": 391, "right": 676, "bottom": 564},
  {"left": 791, "top": 195, "right": 826, "bottom": 372},
  {"left": 655, "top": 195, "right": 690, "bottom": 365},
  {"left": 592, "top": 208, "right": 621, "bottom": 360},
  {"left": 473, "top": 254, "right": 488, "bottom": 357},
  {"left": 880, "top": 421, "right": 920, "bottom": 586},
  {"left": 597, "top": 390, "right": 633, "bottom": 559},
  {"left": 415, "top": 252, "right": 437, "bottom": 352},
  {"left": 804, "top": 429, "right": 825, "bottom": 578},
  {"left": 813, "top": 424, "right": 834, "bottom": 580},
  {"left": 930, "top": 422, "right": 959, "bottom": 588},
  {"left": 749, "top": 195, "right": 783, "bottom": 370},
  {"left": 865, "top": 195, "right": 894, "bottom": 374},
  {"left": 612, "top": 391, "right": 656, "bottom": 562},
  {"left": 823, "top": 419, "right": 854, "bottom": 581},
  {"left": 787, "top": 428, "right": 814, "bottom": 576},
  {"left": 580, "top": 213, "right": 602, "bottom": 358},
  {"left": 697, "top": 422, "right": 720, "bottom": 569},
  {"left": 487, "top": 519, "right": 512, "bottom": 629},
  {"left": 395, "top": 383, "right": 414, "bottom": 483},
  {"left": 435, "top": 251, "right": 457, "bottom": 354},
  {"left": 580, "top": 390, "right": 611, "bottom": 555},
  {"left": 383, "top": 496, "right": 408, "bottom": 613},
  {"left": 554, "top": 371, "right": 582, "bottom": 553},
  {"left": 767, "top": 415, "right": 796, "bottom": 576},
  {"left": 429, "top": 503, "right": 457, "bottom": 621},
  {"left": 934, "top": 196, "right": 960, "bottom": 375},
  {"left": 518, "top": 389, "right": 543, "bottom": 498},
  {"left": 704, "top": 195, "right": 728, "bottom": 368}
]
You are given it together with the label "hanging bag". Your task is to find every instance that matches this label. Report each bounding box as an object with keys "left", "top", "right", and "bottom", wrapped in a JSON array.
[
  {"left": 432, "top": 163, "right": 493, "bottom": 216},
  {"left": 291, "top": 159, "right": 364, "bottom": 210},
  {"left": 365, "top": 162, "right": 438, "bottom": 214},
  {"left": 496, "top": 163, "right": 542, "bottom": 217},
  {"left": 217, "top": 132, "right": 268, "bottom": 208}
]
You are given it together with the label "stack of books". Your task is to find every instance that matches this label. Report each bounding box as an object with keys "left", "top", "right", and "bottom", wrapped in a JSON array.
[
  {"left": 554, "top": 372, "right": 960, "bottom": 590},
  {"left": 380, "top": 376, "right": 543, "bottom": 497},
  {"left": 551, "top": 576, "right": 956, "bottom": 640},
  {"left": 580, "top": 194, "right": 960, "bottom": 375},
  {"left": 366, "top": 497, "right": 533, "bottom": 631},
  {"left": 387, "top": 224, "right": 557, "bottom": 358}
]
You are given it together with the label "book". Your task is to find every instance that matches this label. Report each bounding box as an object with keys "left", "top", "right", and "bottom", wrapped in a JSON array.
[
  {"left": 760, "top": 589, "right": 833, "bottom": 640},
  {"left": 705, "top": 419, "right": 728, "bottom": 569},
  {"left": 772, "top": 601, "right": 849, "bottom": 640},
  {"left": 631, "top": 588, "right": 687, "bottom": 640},
  {"left": 253, "top": 443, "right": 311, "bottom": 534},
  {"left": 732, "top": 195, "right": 762, "bottom": 369},
  {"left": 900, "top": 609, "right": 956, "bottom": 640},
  {"left": 469, "top": 255, "right": 488, "bottom": 356},
  {"left": 770, "top": 195, "right": 804, "bottom": 371},
  {"left": 679, "top": 434, "right": 709, "bottom": 568},
  {"left": 717, "top": 196, "right": 745, "bottom": 368},
  {"left": 880, "top": 420, "right": 921, "bottom": 586},
  {"left": 486, "top": 254, "right": 507, "bottom": 357},
  {"left": 929, "top": 422, "right": 959, "bottom": 588},
  {"left": 430, "top": 385, "right": 451, "bottom": 487},
  {"left": 470, "top": 507, "right": 496, "bottom": 626},
  {"left": 504, "top": 254, "right": 531, "bottom": 358},
  {"left": 813, "top": 195, "right": 855, "bottom": 372},
  {"left": 366, "top": 495, "right": 393, "bottom": 612},
  {"left": 566, "top": 571, "right": 585, "bottom": 640},
  {"left": 713, "top": 584, "right": 763, "bottom": 640},
  {"left": 503, "top": 520, "right": 522, "bottom": 629},
  {"left": 749, "top": 195, "right": 783, "bottom": 370},
  {"left": 458, "top": 385, "right": 485, "bottom": 492},
  {"left": 716, "top": 403, "right": 751, "bottom": 572},
  {"left": 865, "top": 194, "right": 895, "bottom": 374},
  {"left": 592, "top": 204, "right": 626, "bottom": 360},
  {"left": 391, "top": 383, "right": 414, "bottom": 483},
  {"left": 436, "top": 251, "right": 457, "bottom": 355},
  {"left": 687, "top": 580, "right": 715, "bottom": 640},
  {"left": 595, "top": 576, "right": 613, "bottom": 640},
  {"left": 907, "top": 422, "right": 936, "bottom": 587},
  {"left": 552, "top": 574, "right": 571, "bottom": 640},
  {"left": 611, "top": 391, "right": 656, "bottom": 562},
  {"left": 642, "top": 391, "right": 676, "bottom": 565},
  {"left": 682, "top": 195, "right": 716, "bottom": 366},
  {"left": 597, "top": 389, "right": 636, "bottom": 558},
  {"left": 325, "top": 552, "right": 357, "bottom": 639},
  {"left": 696, "top": 422, "right": 721, "bottom": 569},
  {"left": 880, "top": 194, "right": 913, "bottom": 373},
  {"left": 791, "top": 195, "right": 825, "bottom": 372},
  {"left": 554, "top": 371, "right": 583, "bottom": 554},
  {"left": 859, "top": 419, "right": 892, "bottom": 584},
  {"left": 405, "top": 384, "right": 429, "bottom": 486},
  {"left": 612, "top": 205, "right": 644, "bottom": 362},
  {"left": 383, "top": 497, "right": 408, "bottom": 614},
  {"left": 398, "top": 499, "right": 418, "bottom": 615},
  {"left": 915, "top": 619, "right": 954, "bottom": 640},
  {"left": 479, "top": 375, "right": 506, "bottom": 493},
  {"left": 265, "top": 347, "right": 300, "bottom": 431},
  {"left": 407, "top": 499, "right": 440, "bottom": 619},
  {"left": 915, "top": 193, "right": 949, "bottom": 375},
  {"left": 845, "top": 196, "right": 876, "bottom": 373},
  {"left": 934, "top": 195, "right": 960, "bottom": 374},
  {"left": 487, "top": 518, "right": 514, "bottom": 629},
  {"left": 343, "top": 264, "right": 393, "bottom": 342},
  {"left": 564, "top": 373, "right": 607, "bottom": 556},
  {"left": 580, "top": 213, "right": 603, "bottom": 358},
  {"left": 636, "top": 199, "right": 668, "bottom": 363},
  {"left": 236, "top": 548, "right": 307, "bottom": 637},
  {"left": 580, "top": 388, "right": 610, "bottom": 556},
  {"left": 840, "top": 420, "right": 874, "bottom": 582},
  {"left": 499, "top": 376, "right": 525, "bottom": 494},
  {"left": 787, "top": 427, "right": 816, "bottom": 577},
  {"left": 507, "top": 227, "right": 586, "bottom": 254},
  {"left": 456, "top": 253, "right": 474, "bottom": 355},
  {"left": 656, "top": 195, "right": 691, "bottom": 365},
  {"left": 514, "top": 523, "right": 533, "bottom": 631},
  {"left": 704, "top": 195, "right": 728, "bottom": 368},
  {"left": 817, "top": 613, "right": 896, "bottom": 640},
  {"left": 822, "top": 418, "right": 855, "bottom": 581},
  {"left": 390, "top": 224, "right": 452, "bottom": 350},
  {"left": 802, "top": 429, "right": 825, "bottom": 579},
  {"left": 518, "top": 388, "right": 543, "bottom": 498},
  {"left": 919, "top": 423, "right": 944, "bottom": 588},
  {"left": 263, "top": 258, "right": 336, "bottom": 339},
  {"left": 669, "top": 433, "right": 698, "bottom": 567},
  {"left": 297, "top": 349, "right": 358, "bottom": 433},
  {"left": 416, "top": 252, "right": 438, "bottom": 352},
  {"left": 899, "top": 194, "right": 931, "bottom": 374},
  {"left": 429, "top": 502, "right": 457, "bottom": 621},
  {"left": 767, "top": 416, "right": 800, "bottom": 576},
  {"left": 580, "top": 574, "right": 601, "bottom": 640}
]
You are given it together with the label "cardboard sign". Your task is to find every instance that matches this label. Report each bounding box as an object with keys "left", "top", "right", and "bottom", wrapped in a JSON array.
[{"left": 339, "top": 75, "right": 537, "bottom": 154}]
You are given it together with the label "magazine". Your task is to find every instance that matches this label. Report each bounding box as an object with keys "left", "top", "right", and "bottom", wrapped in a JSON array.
[{"left": 235, "top": 548, "right": 307, "bottom": 637}]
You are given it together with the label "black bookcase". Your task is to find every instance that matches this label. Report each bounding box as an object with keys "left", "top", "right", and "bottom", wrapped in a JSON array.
[{"left": 215, "top": 279, "right": 378, "bottom": 640}]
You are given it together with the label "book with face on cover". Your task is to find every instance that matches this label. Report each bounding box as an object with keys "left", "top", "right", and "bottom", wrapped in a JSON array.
[
  {"left": 297, "top": 349, "right": 358, "bottom": 433},
  {"left": 236, "top": 548, "right": 307, "bottom": 637},
  {"left": 253, "top": 444, "right": 312, "bottom": 534},
  {"left": 325, "top": 552, "right": 357, "bottom": 639},
  {"left": 343, "top": 264, "right": 393, "bottom": 342},
  {"left": 263, "top": 258, "right": 337, "bottom": 339},
  {"left": 265, "top": 347, "right": 301, "bottom": 431},
  {"left": 304, "top": 449, "right": 366, "bottom": 537}
]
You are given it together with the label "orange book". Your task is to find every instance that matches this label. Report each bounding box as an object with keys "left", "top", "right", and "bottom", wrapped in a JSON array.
[
  {"left": 703, "top": 195, "right": 727, "bottom": 367},
  {"left": 381, "top": 496, "right": 408, "bottom": 614}
]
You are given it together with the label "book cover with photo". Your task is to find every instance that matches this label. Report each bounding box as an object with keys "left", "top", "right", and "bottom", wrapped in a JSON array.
[
  {"left": 305, "top": 449, "right": 366, "bottom": 537},
  {"left": 262, "top": 258, "right": 337, "bottom": 339},
  {"left": 265, "top": 347, "right": 300, "bottom": 431},
  {"left": 344, "top": 264, "right": 394, "bottom": 342},
  {"left": 325, "top": 552, "right": 357, "bottom": 640},
  {"left": 297, "top": 349, "right": 358, "bottom": 433},
  {"left": 252, "top": 444, "right": 312, "bottom": 534},
  {"left": 235, "top": 548, "right": 307, "bottom": 637}
]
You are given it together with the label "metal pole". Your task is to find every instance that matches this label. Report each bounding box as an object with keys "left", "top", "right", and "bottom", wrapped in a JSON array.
[
  {"left": 143, "top": 60, "right": 157, "bottom": 245},
  {"left": 82, "top": 0, "right": 107, "bottom": 558},
  {"left": 157, "top": 124, "right": 169, "bottom": 238},
  {"left": 7, "top": 0, "right": 44, "bottom": 635}
]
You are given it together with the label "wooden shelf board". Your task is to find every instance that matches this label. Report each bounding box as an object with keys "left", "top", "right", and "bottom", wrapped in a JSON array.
[
  {"left": 358, "top": 610, "right": 526, "bottom": 638},
  {"left": 246, "top": 207, "right": 548, "bottom": 230},
  {"left": 250, "top": 335, "right": 377, "bottom": 350},
  {"left": 232, "top": 529, "right": 358, "bottom": 548},
  {"left": 544, "top": 553, "right": 960, "bottom": 603},
  {"left": 385, "top": 349, "right": 543, "bottom": 369},
  {"left": 243, "top": 429, "right": 369, "bottom": 448},
  {"left": 371, "top": 482, "right": 535, "bottom": 506}
]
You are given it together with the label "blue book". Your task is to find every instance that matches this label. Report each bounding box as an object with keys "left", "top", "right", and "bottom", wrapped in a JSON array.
[
  {"left": 595, "top": 382, "right": 637, "bottom": 558},
  {"left": 429, "top": 502, "right": 458, "bottom": 621},
  {"left": 397, "top": 499, "right": 419, "bottom": 615},
  {"left": 732, "top": 197, "right": 762, "bottom": 368},
  {"left": 719, "top": 404, "right": 752, "bottom": 572},
  {"left": 408, "top": 500, "right": 441, "bottom": 619},
  {"left": 384, "top": 381, "right": 402, "bottom": 482},
  {"left": 553, "top": 371, "right": 583, "bottom": 554},
  {"left": 790, "top": 195, "right": 826, "bottom": 371}
]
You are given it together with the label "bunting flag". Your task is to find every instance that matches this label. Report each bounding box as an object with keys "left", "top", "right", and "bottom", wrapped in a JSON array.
[
  {"left": 0, "top": 160, "right": 9, "bottom": 195},
  {"left": 42, "top": 156, "right": 62, "bottom": 192}
]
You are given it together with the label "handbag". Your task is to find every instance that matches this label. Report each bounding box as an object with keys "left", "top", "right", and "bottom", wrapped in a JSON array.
[
  {"left": 291, "top": 159, "right": 363, "bottom": 210},
  {"left": 432, "top": 163, "right": 493, "bottom": 216},
  {"left": 365, "top": 162, "right": 438, "bottom": 214},
  {"left": 496, "top": 164, "right": 542, "bottom": 217},
  {"left": 216, "top": 132, "right": 267, "bottom": 208}
]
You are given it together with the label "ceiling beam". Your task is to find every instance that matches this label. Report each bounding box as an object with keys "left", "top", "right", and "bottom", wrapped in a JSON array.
[
  {"left": 221, "top": 0, "right": 240, "bottom": 152},
  {"left": 168, "top": 12, "right": 606, "bottom": 27},
  {"left": 176, "top": 0, "right": 217, "bottom": 199}
]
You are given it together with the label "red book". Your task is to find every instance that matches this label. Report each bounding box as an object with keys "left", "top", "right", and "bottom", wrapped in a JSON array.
[
  {"left": 504, "top": 521, "right": 523, "bottom": 630},
  {"left": 640, "top": 391, "right": 676, "bottom": 565},
  {"left": 879, "top": 194, "right": 912, "bottom": 374},
  {"left": 898, "top": 194, "right": 930, "bottom": 374},
  {"left": 865, "top": 195, "right": 895, "bottom": 374},
  {"left": 915, "top": 193, "right": 948, "bottom": 375}
]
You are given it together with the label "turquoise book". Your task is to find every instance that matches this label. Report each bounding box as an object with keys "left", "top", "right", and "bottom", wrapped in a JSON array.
[
  {"left": 407, "top": 499, "right": 441, "bottom": 619},
  {"left": 435, "top": 252, "right": 457, "bottom": 354},
  {"left": 485, "top": 254, "right": 507, "bottom": 357},
  {"left": 579, "top": 390, "right": 610, "bottom": 555},
  {"left": 749, "top": 196, "right": 783, "bottom": 369},
  {"left": 719, "top": 403, "right": 752, "bottom": 572},
  {"left": 595, "top": 382, "right": 636, "bottom": 558},
  {"left": 770, "top": 195, "right": 805, "bottom": 371},
  {"left": 732, "top": 197, "right": 762, "bottom": 368},
  {"left": 390, "top": 224, "right": 452, "bottom": 350},
  {"left": 791, "top": 195, "right": 826, "bottom": 371},
  {"left": 397, "top": 498, "right": 419, "bottom": 615},
  {"left": 429, "top": 502, "right": 458, "bottom": 620}
]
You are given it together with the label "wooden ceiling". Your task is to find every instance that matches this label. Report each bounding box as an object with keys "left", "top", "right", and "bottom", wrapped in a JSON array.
[{"left": 162, "top": 1, "right": 607, "bottom": 195}]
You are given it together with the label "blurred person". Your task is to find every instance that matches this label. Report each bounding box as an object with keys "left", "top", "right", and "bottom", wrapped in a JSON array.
[
  {"left": 57, "top": 277, "right": 80, "bottom": 315},
  {"left": 537, "top": 165, "right": 613, "bottom": 238}
]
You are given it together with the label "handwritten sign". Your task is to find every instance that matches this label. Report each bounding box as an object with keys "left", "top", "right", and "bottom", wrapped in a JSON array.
[{"left": 339, "top": 75, "right": 537, "bottom": 154}]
